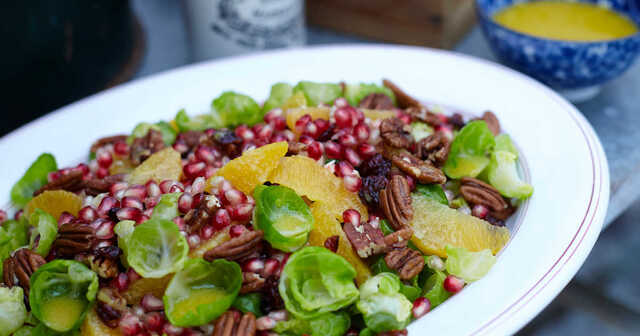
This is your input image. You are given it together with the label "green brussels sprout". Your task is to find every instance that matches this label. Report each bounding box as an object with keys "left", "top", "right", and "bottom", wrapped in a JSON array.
[
  {"left": 125, "top": 218, "right": 189, "bottom": 278},
  {"left": 410, "top": 122, "right": 433, "bottom": 142},
  {"left": 114, "top": 220, "right": 135, "bottom": 267},
  {"left": 152, "top": 193, "right": 182, "bottom": 220},
  {"left": 494, "top": 134, "right": 519, "bottom": 155},
  {"left": 356, "top": 273, "right": 412, "bottom": 333},
  {"left": 415, "top": 184, "right": 449, "bottom": 206},
  {"left": 486, "top": 150, "right": 534, "bottom": 199},
  {"left": 232, "top": 293, "right": 263, "bottom": 317},
  {"left": 253, "top": 185, "right": 313, "bottom": 252},
  {"left": 422, "top": 270, "right": 451, "bottom": 308},
  {"left": 344, "top": 83, "right": 395, "bottom": 107},
  {"left": 29, "top": 260, "right": 98, "bottom": 333},
  {"left": 359, "top": 328, "right": 376, "bottom": 336},
  {"left": 174, "top": 109, "right": 220, "bottom": 132},
  {"left": 0, "top": 286, "right": 27, "bottom": 336},
  {"left": 262, "top": 82, "right": 293, "bottom": 113},
  {"left": 12, "top": 325, "right": 34, "bottom": 336},
  {"left": 164, "top": 258, "right": 242, "bottom": 327},
  {"left": 274, "top": 311, "right": 351, "bottom": 336},
  {"left": 443, "top": 121, "right": 496, "bottom": 179},
  {"left": 10, "top": 153, "right": 57, "bottom": 207},
  {"left": 28, "top": 209, "right": 58, "bottom": 257},
  {"left": 0, "top": 218, "right": 29, "bottom": 277},
  {"left": 292, "top": 81, "right": 342, "bottom": 106},
  {"left": 211, "top": 91, "right": 262, "bottom": 127},
  {"left": 127, "top": 121, "right": 177, "bottom": 146},
  {"left": 279, "top": 247, "right": 359, "bottom": 319},
  {"left": 445, "top": 246, "right": 496, "bottom": 283}
]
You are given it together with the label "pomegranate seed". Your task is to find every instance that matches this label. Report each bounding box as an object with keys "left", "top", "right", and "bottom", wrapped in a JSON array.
[
  {"left": 178, "top": 193, "right": 193, "bottom": 213},
  {"left": 336, "top": 161, "right": 355, "bottom": 177},
  {"left": 75, "top": 163, "right": 90, "bottom": 175},
  {"left": 444, "top": 275, "right": 465, "bottom": 293},
  {"left": 405, "top": 175, "right": 416, "bottom": 191},
  {"left": 57, "top": 212, "right": 74, "bottom": 226},
  {"left": 262, "top": 259, "right": 280, "bottom": 278},
  {"left": 298, "top": 135, "right": 314, "bottom": 146},
  {"left": 145, "top": 196, "right": 160, "bottom": 209},
  {"left": 124, "top": 185, "right": 147, "bottom": 199},
  {"left": 173, "top": 217, "right": 186, "bottom": 231},
  {"left": 191, "top": 177, "right": 206, "bottom": 195},
  {"left": 116, "top": 207, "right": 142, "bottom": 222},
  {"left": 294, "top": 114, "right": 312, "bottom": 134},
  {"left": 342, "top": 209, "right": 361, "bottom": 226},
  {"left": 200, "top": 225, "right": 215, "bottom": 240},
  {"left": 195, "top": 146, "right": 217, "bottom": 165},
  {"left": 121, "top": 197, "right": 144, "bottom": 211},
  {"left": 159, "top": 180, "right": 178, "bottom": 194},
  {"left": 113, "top": 141, "right": 129, "bottom": 156},
  {"left": 368, "top": 215, "right": 380, "bottom": 228},
  {"left": 353, "top": 123, "right": 370, "bottom": 142},
  {"left": 127, "top": 268, "right": 141, "bottom": 282},
  {"left": 412, "top": 297, "right": 431, "bottom": 318},
  {"left": 98, "top": 197, "right": 119, "bottom": 216},
  {"left": 169, "top": 184, "right": 184, "bottom": 193},
  {"left": 78, "top": 206, "right": 98, "bottom": 222},
  {"left": 258, "top": 124, "right": 274, "bottom": 140},
  {"left": 472, "top": 204, "right": 489, "bottom": 219},
  {"left": 96, "top": 149, "right": 113, "bottom": 168},
  {"left": 271, "top": 116, "right": 287, "bottom": 131},
  {"left": 264, "top": 108, "right": 283, "bottom": 123},
  {"left": 357, "top": 143, "right": 376, "bottom": 158},
  {"left": 343, "top": 174, "right": 362, "bottom": 192},
  {"left": 143, "top": 312, "right": 164, "bottom": 331},
  {"left": 229, "top": 224, "right": 246, "bottom": 238},
  {"left": 137, "top": 215, "right": 149, "bottom": 224},
  {"left": 114, "top": 272, "right": 130, "bottom": 291},
  {"left": 267, "top": 310, "right": 288, "bottom": 322},
  {"left": 271, "top": 134, "right": 288, "bottom": 143},
  {"left": 184, "top": 162, "right": 207, "bottom": 179},
  {"left": 324, "top": 141, "right": 343, "bottom": 159},
  {"left": 303, "top": 122, "right": 319, "bottom": 138},
  {"left": 282, "top": 130, "right": 295, "bottom": 141},
  {"left": 397, "top": 111, "right": 412, "bottom": 124},
  {"left": 228, "top": 204, "right": 253, "bottom": 221},
  {"left": 141, "top": 294, "right": 164, "bottom": 312},
  {"left": 236, "top": 125, "right": 256, "bottom": 142},
  {"left": 334, "top": 107, "right": 354, "bottom": 129},
  {"left": 314, "top": 119, "right": 330, "bottom": 134},
  {"left": 437, "top": 125, "right": 454, "bottom": 141},
  {"left": 96, "top": 167, "right": 109, "bottom": 179},
  {"left": 173, "top": 140, "right": 189, "bottom": 154},
  {"left": 223, "top": 189, "right": 246, "bottom": 206},
  {"left": 307, "top": 141, "right": 324, "bottom": 160},
  {"left": 188, "top": 234, "right": 201, "bottom": 248},
  {"left": 344, "top": 148, "right": 362, "bottom": 167},
  {"left": 95, "top": 220, "right": 115, "bottom": 239},
  {"left": 162, "top": 324, "right": 184, "bottom": 336},
  {"left": 110, "top": 182, "right": 129, "bottom": 195},
  {"left": 48, "top": 171, "right": 61, "bottom": 182},
  {"left": 213, "top": 209, "right": 231, "bottom": 230},
  {"left": 334, "top": 97, "right": 348, "bottom": 107},
  {"left": 143, "top": 208, "right": 153, "bottom": 217},
  {"left": 119, "top": 313, "right": 141, "bottom": 336},
  {"left": 243, "top": 258, "right": 265, "bottom": 273},
  {"left": 338, "top": 133, "right": 357, "bottom": 148},
  {"left": 256, "top": 316, "right": 276, "bottom": 330}
]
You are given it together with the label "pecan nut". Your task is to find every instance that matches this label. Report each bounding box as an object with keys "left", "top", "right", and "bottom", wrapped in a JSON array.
[
  {"left": 90, "top": 135, "right": 128, "bottom": 154},
  {"left": 385, "top": 247, "right": 425, "bottom": 280},
  {"left": 241, "top": 272, "right": 266, "bottom": 294},
  {"left": 34, "top": 170, "right": 84, "bottom": 196},
  {"left": 214, "top": 311, "right": 257, "bottom": 336},
  {"left": 379, "top": 175, "right": 413, "bottom": 231},
  {"left": 83, "top": 174, "right": 125, "bottom": 196},
  {"left": 324, "top": 235, "right": 340, "bottom": 253},
  {"left": 96, "top": 288, "right": 127, "bottom": 328},
  {"left": 383, "top": 227, "right": 414, "bottom": 250},
  {"left": 204, "top": 230, "right": 264, "bottom": 263},
  {"left": 343, "top": 221, "right": 386, "bottom": 259},
  {"left": 86, "top": 246, "right": 122, "bottom": 279},
  {"left": 130, "top": 129, "right": 166, "bottom": 165},
  {"left": 459, "top": 177, "right": 509, "bottom": 213},
  {"left": 380, "top": 118, "right": 413, "bottom": 149},
  {"left": 405, "top": 106, "right": 442, "bottom": 127},
  {"left": 52, "top": 223, "right": 96, "bottom": 257},
  {"left": 481, "top": 111, "right": 501, "bottom": 136},
  {"left": 383, "top": 79, "right": 420, "bottom": 109},
  {"left": 359, "top": 93, "right": 394, "bottom": 110},
  {"left": 384, "top": 147, "right": 446, "bottom": 184},
  {"left": 3, "top": 248, "right": 46, "bottom": 296},
  {"left": 184, "top": 194, "right": 221, "bottom": 234},
  {"left": 415, "top": 131, "right": 451, "bottom": 166}
]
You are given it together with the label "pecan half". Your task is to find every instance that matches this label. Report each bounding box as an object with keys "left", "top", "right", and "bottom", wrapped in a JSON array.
[
  {"left": 379, "top": 175, "right": 413, "bottom": 231},
  {"left": 405, "top": 106, "right": 442, "bottom": 127},
  {"left": 343, "top": 221, "right": 386, "bottom": 259},
  {"left": 359, "top": 93, "right": 394, "bottom": 110},
  {"left": 90, "top": 135, "right": 128, "bottom": 154},
  {"left": 34, "top": 170, "right": 84, "bottom": 196},
  {"left": 459, "top": 177, "right": 509, "bottom": 213},
  {"left": 383, "top": 227, "right": 414, "bottom": 250},
  {"left": 416, "top": 131, "right": 451, "bottom": 166},
  {"left": 85, "top": 246, "right": 122, "bottom": 279},
  {"left": 3, "top": 248, "right": 46, "bottom": 297},
  {"left": 52, "top": 223, "right": 96, "bottom": 257},
  {"left": 184, "top": 194, "right": 221, "bottom": 234},
  {"left": 130, "top": 129, "right": 166, "bottom": 165},
  {"left": 384, "top": 147, "right": 446, "bottom": 184},
  {"left": 383, "top": 79, "right": 420, "bottom": 108},
  {"left": 214, "top": 311, "right": 257, "bottom": 336},
  {"left": 204, "top": 230, "right": 264, "bottom": 263},
  {"left": 385, "top": 247, "right": 424, "bottom": 280},
  {"left": 324, "top": 235, "right": 339, "bottom": 253},
  {"left": 380, "top": 118, "right": 413, "bottom": 149},
  {"left": 481, "top": 111, "right": 500, "bottom": 136},
  {"left": 96, "top": 288, "right": 127, "bottom": 328},
  {"left": 83, "top": 174, "right": 126, "bottom": 196},
  {"left": 241, "top": 272, "right": 266, "bottom": 294}
]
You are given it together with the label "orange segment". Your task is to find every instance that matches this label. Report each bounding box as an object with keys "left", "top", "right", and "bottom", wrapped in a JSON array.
[
  {"left": 309, "top": 202, "right": 371, "bottom": 285},
  {"left": 189, "top": 226, "right": 231, "bottom": 259},
  {"left": 127, "top": 148, "right": 182, "bottom": 185},
  {"left": 24, "top": 190, "right": 82, "bottom": 220},
  {"left": 210, "top": 142, "right": 288, "bottom": 195},
  {"left": 361, "top": 109, "right": 396, "bottom": 120},
  {"left": 268, "top": 156, "right": 367, "bottom": 220},
  {"left": 281, "top": 91, "right": 307, "bottom": 111},
  {"left": 122, "top": 274, "right": 173, "bottom": 305},
  {"left": 82, "top": 308, "right": 122, "bottom": 336},
  {"left": 285, "top": 107, "right": 331, "bottom": 132},
  {"left": 410, "top": 195, "right": 510, "bottom": 257}
]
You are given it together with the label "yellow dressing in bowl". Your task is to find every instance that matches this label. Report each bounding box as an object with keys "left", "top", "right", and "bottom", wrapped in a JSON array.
[{"left": 493, "top": 1, "right": 638, "bottom": 41}]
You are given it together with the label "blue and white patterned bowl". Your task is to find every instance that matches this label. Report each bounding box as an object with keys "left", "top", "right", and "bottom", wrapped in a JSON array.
[{"left": 477, "top": 0, "right": 640, "bottom": 101}]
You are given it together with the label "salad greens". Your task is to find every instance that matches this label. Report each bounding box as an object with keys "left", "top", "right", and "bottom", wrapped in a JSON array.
[
  {"left": 0, "top": 219, "right": 29, "bottom": 277},
  {"left": 356, "top": 273, "right": 412, "bottom": 333},
  {"left": 175, "top": 109, "right": 218, "bottom": 132},
  {"left": 232, "top": 293, "right": 264, "bottom": 317},
  {"left": 212, "top": 91, "right": 262, "bottom": 128},
  {"left": 164, "top": 258, "right": 242, "bottom": 327},
  {"left": 445, "top": 246, "right": 496, "bottom": 283},
  {"left": 262, "top": 82, "right": 294, "bottom": 113},
  {"left": 151, "top": 192, "right": 182, "bottom": 220},
  {"left": 344, "top": 83, "right": 395, "bottom": 107},
  {"left": 485, "top": 134, "right": 534, "bottom": 199},
  {"left": 10, "top": 153, "right": 57, "bottom": 207},
  {"left": 415, "top": 184, "right": 449, "bottom": 206},
  {"left": 28, "top": 209, "right": 58, "bottom": 257},
  {"left": 279, "top": 247, "right": 359, "bottom": 319},
  {"left": 422, "top": 270, "right": 451, "bottom": 308},
  {"left": 292, "top": 81, "right": 342, "bottom": 106},
  {"left": 29, "top": 260, "right": 98, "bottom": 333},
  {"left": 128, "top": 121, "right": 177, "bottom": 146},
  {"left": 253, "top": 185, "right": 313, "bottom": 252},
  {"left": 444, "top": 121, "right": 496, "bottom": 179},
  {"left": 0, "top": 286, "right": 27, "bottom": 336},
  {"left": 274, "top": 311, "right": 351, "bottom": 336}
]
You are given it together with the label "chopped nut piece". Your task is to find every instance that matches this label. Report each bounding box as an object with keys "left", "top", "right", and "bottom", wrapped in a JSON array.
[
  {"left": 130, "top": 129, "right": 166, "bottom": 165},
  {"left": 481, "top": 111, "right": 501, "bottom": 136},
  {"left": 241, "top": 272, "right": 266, "bottom": 294},
  {"left": 34, "top": 170, "right": 84, "bottom": 196},
  {"left": 343, "top": 221, "right": 386, "bottom": 259},
  {"left": 384, "top": 146, "right": 446, "bottom": 184},
  {"left": 380, "top": 118, "right": 413, "bottom": 149},
  {"left": 2, "top": 248, "right": 46, "bottom": 297},
  {"left": 379, "top": 175, "right": 413, "bottom": 231},
  {"left": 324, "top": 235, "right": 340, "bottom": 253},
  {"left": 405, "top": 106, "right": 442, "bottom": 127},
  {"left": 52, "top": 223, "right": 96, "bottom": 257},
  {"left": 385, "top": 247, "right": 424, "bottom": 280},
  {"left": 184, "top": 193, "right": 220, "bottom": 234},
  {"left": 416, "top": 131, "right": 451, "bottom": 166},
  {"left": 383, "top": 227, "right": 414, "bottom": 250},
  {"left": 459, "top": 177, "right": 509, "bottom": 213},
  {"left": 214, "top": 311, "right": 257, "bottom": 336},
  {"left": 204, "top": 230, "right": 264, "bottom": 263},
  {"left": 359, "top": 93, "right": 394, "bottom": 110},
  {"left": 383, "top": 79, "right": 420, "bottom": 108},
  {"left": 90, "top": 135, "right": 128, "bottom": 154},
  {"left": 85, "top": 246, "right": 122, "bottom": 279}
]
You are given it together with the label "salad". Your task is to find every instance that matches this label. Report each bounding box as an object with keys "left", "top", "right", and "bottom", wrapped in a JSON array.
[{"left": 0, "top": 79, "right": 533, "bottom": 336}]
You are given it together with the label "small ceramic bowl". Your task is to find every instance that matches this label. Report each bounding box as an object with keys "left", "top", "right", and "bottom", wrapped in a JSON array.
[{"left": 476, "top": 0, "right": 640, "bottom": 102}]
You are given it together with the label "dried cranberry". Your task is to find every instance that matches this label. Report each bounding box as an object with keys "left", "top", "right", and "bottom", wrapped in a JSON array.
[
  {"left": 214, "top": 130, "right": 241, "bottom": 145},
  {"left": 448, "top": 113, "right": 466, "bottom": 130},
  {"left": 261, "top": 276, "right": 284, "bottom": 313},
  {"left": 359, "top": 154, "right": 391, "bottom": 177},
  {"left": 485, "top": 214, "right": 505, "bottom": 227},
  {"left": 358, "top": 175, "right": 388, "bottom": 207},
  {"left": 95, "top": 245, "right": 123, "bottom": 259}
]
